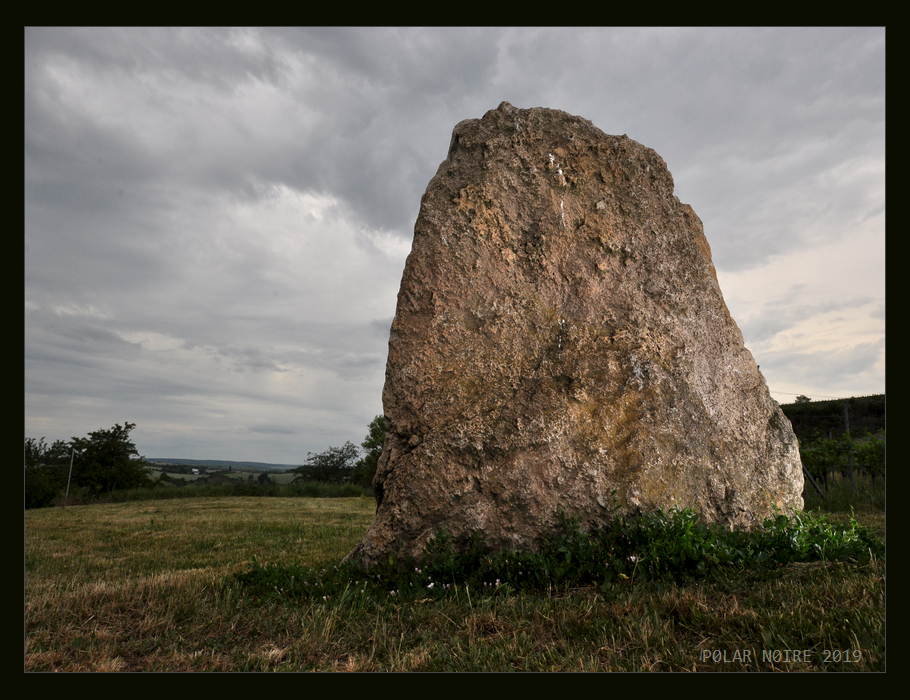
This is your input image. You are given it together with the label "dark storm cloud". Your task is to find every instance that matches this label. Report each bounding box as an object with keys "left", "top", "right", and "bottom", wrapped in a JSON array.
[
  {"left": 24, "top": 28, "right": 885, "bottom": 462},
  {"left": 487, "top": 27, "right": 885, "bottom": 271}
]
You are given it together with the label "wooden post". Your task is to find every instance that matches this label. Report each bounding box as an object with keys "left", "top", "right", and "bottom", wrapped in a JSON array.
[
  {"left": 803, "top": 466, "right": 825, "bottom": 500},
  {"left": 65, "top": 446, "right": 75, "bottom": 499},
  {"left": 844, "top": 404, "right": 855, "bottom": 494}
]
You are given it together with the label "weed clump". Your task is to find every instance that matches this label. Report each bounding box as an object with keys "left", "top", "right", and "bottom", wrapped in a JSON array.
[{"left": 235, "top": 508, "right": 883, "bottom": 603}]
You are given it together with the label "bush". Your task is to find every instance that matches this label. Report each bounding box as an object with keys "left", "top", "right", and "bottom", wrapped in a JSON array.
[
  {"left": 800, "top": 430, "right": 886, "bottom": 488},
  {"left": 292, "top": 442, "right": 360, "bottom": 484}
]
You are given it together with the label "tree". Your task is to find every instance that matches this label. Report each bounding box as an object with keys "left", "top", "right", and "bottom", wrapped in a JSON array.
[
  {"left": 24, "top": 436, "right": 46, "bottom": 468},
  {"left": 795, "top": 395, "right": 812, "bottom": 404},
  {"left": 24, "top": 423, "right": 151, "bottom": 508},
  {"left": 24, "top": 437, "right": 69, "bottom": 509},
  {"left": 352, "top": 415, "right": 386, "bottom": 489},
  {"left": 68, "top": 423, "right": 152, "bottom": 496},
  {"left": 25, "top": 437, "right": 79, "bottom": 508},
  {"left": 293, "top": 441, "right": 360, "bottom": 484}
]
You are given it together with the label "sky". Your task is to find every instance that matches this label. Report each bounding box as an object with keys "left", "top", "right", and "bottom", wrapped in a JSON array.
[{"left": 24, "top": 27, "right": 885, "bottom": 464}]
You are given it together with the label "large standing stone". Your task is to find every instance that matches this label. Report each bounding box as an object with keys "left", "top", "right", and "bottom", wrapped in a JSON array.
[{"left": 346, "top": 102, "right": 803, "bottom": 568}]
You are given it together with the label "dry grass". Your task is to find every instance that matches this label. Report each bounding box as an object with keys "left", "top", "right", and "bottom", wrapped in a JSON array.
[{"left": 25, "top": 495, "right": 884, "bottom": 671}]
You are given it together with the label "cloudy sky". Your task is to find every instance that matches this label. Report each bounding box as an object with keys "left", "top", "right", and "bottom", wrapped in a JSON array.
[{"left": 24, "top": 27, "right": 885, "bottom": 464}]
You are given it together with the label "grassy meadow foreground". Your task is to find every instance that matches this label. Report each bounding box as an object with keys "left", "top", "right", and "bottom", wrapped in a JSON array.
[{"left": 25, "top": 480, "right": 884, "bottom": 671}]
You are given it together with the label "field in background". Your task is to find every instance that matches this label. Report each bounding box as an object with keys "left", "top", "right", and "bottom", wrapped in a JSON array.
[{"left": 147, "top": 466, "right": 300, "bottom": 485}]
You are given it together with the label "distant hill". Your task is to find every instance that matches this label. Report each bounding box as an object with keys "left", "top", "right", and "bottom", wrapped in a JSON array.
[{"left": 147, "top": 458, "right": 298, "bottom": 471}]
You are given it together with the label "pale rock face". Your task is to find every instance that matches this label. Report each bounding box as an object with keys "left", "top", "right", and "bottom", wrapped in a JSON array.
[{"left": 345, "top": 102, "right": 803, "bottom": 568}]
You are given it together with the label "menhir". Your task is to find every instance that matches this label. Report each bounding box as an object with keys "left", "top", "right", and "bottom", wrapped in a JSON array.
[{"left": 346, "top": 102, "right": 803, "bottom": 568}]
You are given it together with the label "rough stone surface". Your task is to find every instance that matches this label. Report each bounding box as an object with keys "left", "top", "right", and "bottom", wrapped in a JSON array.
[{"left": 346, "top": 102, "right": 803, "bottom": 568}]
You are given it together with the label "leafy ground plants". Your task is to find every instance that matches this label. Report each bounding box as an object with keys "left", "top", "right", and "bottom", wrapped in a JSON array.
[{"left": 236, "top": 507, "right": 883, "bottom": 604}]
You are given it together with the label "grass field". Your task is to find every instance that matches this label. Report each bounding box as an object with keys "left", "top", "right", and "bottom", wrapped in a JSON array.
[
  {"left": 147, "top": 467, "right": 301, "bottom": 485},
  {"left": 25, "top": 485, "right": 885, "bottom": 671}
]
